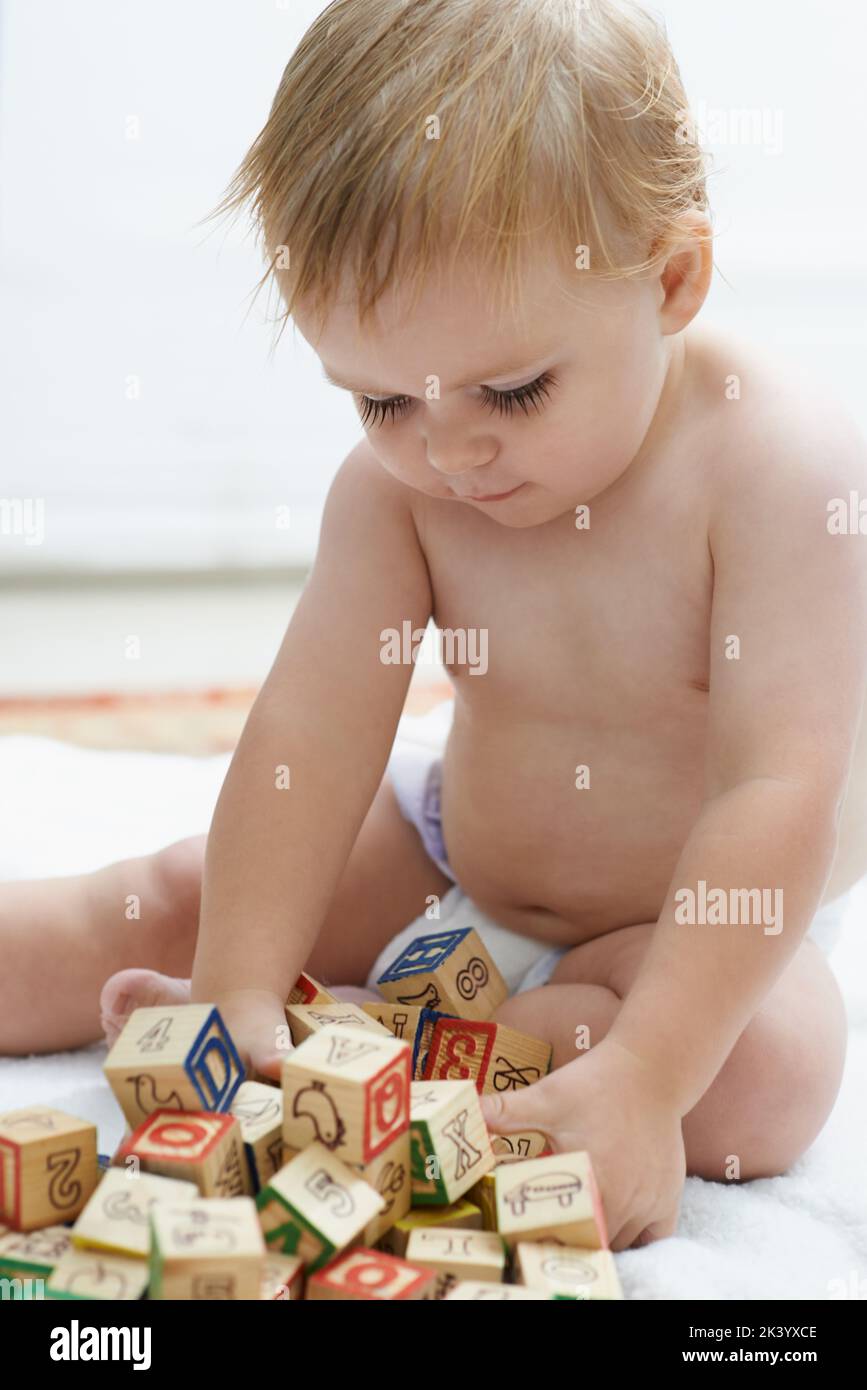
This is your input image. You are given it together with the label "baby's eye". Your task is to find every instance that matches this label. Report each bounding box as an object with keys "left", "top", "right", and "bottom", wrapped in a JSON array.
[
  {"left": 356, "top": 370, "right": 557, "bottom": 428},
  {"left": 357, "top": 394, "right": 412, "bottom": 428},
  {"left": 481, "top": 370, "right": 557, "bottom": 418}
]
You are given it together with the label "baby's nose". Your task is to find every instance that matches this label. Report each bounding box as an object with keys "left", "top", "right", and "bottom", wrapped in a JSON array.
[{"left": 426, "top": 446, "right": 497, "bottom": 478}]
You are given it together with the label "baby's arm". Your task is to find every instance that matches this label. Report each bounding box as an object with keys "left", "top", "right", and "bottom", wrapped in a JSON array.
[
  {"left": 189, "top": 442, "right": 432, "bottom": 1070},
  {"left": 607, "top": 408, "right": 867, "bottom": 1115}
]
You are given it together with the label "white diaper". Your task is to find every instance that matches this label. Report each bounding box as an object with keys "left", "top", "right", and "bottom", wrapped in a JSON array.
[
  {"left": 365, "top": 883, "right": 569, "bottom": 997},
  {"left": 377, "top": 698, "right": 850, "bottom": 998}
]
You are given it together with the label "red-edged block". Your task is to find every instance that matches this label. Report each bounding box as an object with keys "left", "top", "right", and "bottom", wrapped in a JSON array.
[
  {"left": 422, "top": 1018, "right": 552, "bottom": 1095},
  {"left": 116, "top": 1109, "right": 251, "bottom": 1198},
  {"left": 306, "top": 1246, "right": 437, "bottom": 1301},
  {"left": 286, "top": 972, "right": 337, "bottom": 1006}
]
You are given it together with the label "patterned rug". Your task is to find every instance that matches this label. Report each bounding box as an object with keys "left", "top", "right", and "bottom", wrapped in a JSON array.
[{"left": 0, "top": 683, "right": 454, "bottom": 754}]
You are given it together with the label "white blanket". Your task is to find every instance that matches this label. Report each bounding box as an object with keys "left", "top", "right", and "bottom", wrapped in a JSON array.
[{"left": 1, "top": 732, "right": 865, "bottom": 1300}]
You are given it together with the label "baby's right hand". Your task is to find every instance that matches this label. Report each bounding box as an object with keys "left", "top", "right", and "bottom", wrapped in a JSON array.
[{"left": 213, "top": 987, "right": 293, "bottom": 1084}]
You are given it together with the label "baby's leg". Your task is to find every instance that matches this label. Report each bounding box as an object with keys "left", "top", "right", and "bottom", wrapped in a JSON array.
[
  {"left": 0, "top": 837, "right": 205, "bottom": 1054},
  {"left": 2, "top": 775, "right": 449, "bottom": 1054},
  {"left": 494, "top": 924, "right": 847, "bottom": 1181}
]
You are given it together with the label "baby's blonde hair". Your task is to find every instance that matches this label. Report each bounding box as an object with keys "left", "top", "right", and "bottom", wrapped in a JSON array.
[{"left": 210, "top": 0, "right": 711, "bottom": 338}]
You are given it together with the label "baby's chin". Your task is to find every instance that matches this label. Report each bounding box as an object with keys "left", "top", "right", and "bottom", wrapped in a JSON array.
[{"left": 465, "top": 487, "right": 583, "bottom": 530}]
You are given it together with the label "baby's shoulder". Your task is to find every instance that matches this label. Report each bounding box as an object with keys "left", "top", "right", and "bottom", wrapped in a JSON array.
[{"left": 687, "top": 324, "right": 867, "bottom": 505}]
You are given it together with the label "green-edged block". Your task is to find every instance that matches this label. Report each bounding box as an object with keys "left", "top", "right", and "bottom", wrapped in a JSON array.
[
  {"left": 0, "top": 1256, "right": 51, "bottom": 1280},
  {"left": 409, "top": 1121, "right": 448, "bottom": 1205},
  {"left": 255, "top": 1188, "right": 334, "bottom": 1272}
]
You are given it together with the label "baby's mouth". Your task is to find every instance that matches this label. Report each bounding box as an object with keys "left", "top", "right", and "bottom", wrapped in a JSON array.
[{"left": 452, "top": 483, "right": 526, "bottom": 503}]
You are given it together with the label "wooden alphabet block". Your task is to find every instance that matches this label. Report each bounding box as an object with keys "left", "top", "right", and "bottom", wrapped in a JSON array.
[
  {"left": 260, "top": 1251, "right": 305, "bottom": 1300},
  {"left": 72, "top": 1168, "right": 198, "bottom": 1257},
  {"left": 467, "top": 1150, "right": 534, "bottom": 1230},
  {"left": 361, "top": 1001, "right": 422, "bottom": 1045},
  {"left": 285, "top": 1003, "right": 392, "bottom": 1046},
  {"left": 282, "top": 1023, "right": 411, "bottom": 1165},
  {"left": 362, "top": 1001, "right": 458, "bottom": 1080},
  {"left": 117, "top": 1109, "right": 251, "bottom": 1198},
  {"left": 256, "top": 1141, "right": 385, "bottom": 1272},
  {"left": 149, "top": 1196, "right": 265, "bottom": 1299},
  {"left": 491, "top": 1130, "right": 551, "bottom": 1160},
  {"left": 230, "top": 1081, "right": 284, "bottom": 1192},
  {"left": 412, "top": 1007, "right": 458, "bottom": 1078},
  {"left": 0, "top": 1107, "right": 98, "bottom": 1231},
  {"left": 103, "top": 1004, "right": 245, "bottom": 1130},
  {"left": 376, "top": 1197, "right": 483, "bottom": 1259},
  {"left": 515, "top": 1241, "right": 623, "bottom": 1299},
  {"left": 377, "top": 927, "right": 508, "bottom": 1020},
  {"left": 46, "top": 1248, "right": 150, "bottom": 1301},
  {"left": 283, "top": 1128, "right": 411, "bottom": 1247},
  {"left": 494, "top": 1151, "right": 608, "bottom": 1249},
  {"left": 354, "top": 1130, "right": 411, "bottom": 1246},
  {"left": 422, "top": 1017, "right": 552, "bottom": 1093},
  {"left": 306, "top": 1246, "right": 436, "bottom": 1301},
  {"left": 410, "top": 1080, "right": 495, "bottom": 1206},
  {"left": 444, "top": 1280, "right": 551, "bottom": 1301},
  {"left": 0, "top": 1224, "right": 73, "bottom": 1280},
  {"left": 287, "top": 972, "right": 338, "bottom": 1006},
  {"left": 406, "top": 1226, "right": 507, "bottom": 1298}
]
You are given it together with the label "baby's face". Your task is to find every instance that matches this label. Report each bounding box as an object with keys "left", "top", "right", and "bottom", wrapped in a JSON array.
[{"left": 295, "top": 249, "right": 676, "bottom": 527}]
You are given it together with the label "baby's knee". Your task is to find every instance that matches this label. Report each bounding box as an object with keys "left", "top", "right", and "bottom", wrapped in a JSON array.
[
  {"left": 492, "top": 981, "right": 621, "bottom": 1072},
  {"left": 150, "top": 836, "right": 206, "bottom": 920},
  {"left": 685, "top": 1001, "right": 847, "bottom": 1181}
]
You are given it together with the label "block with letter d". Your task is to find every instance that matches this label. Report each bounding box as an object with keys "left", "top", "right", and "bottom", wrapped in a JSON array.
[{"left": 103, "top": 1004, "right": 245, "bottom": 1129}]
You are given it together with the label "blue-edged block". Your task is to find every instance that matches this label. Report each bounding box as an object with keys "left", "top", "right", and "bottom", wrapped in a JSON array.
[
  {"left": 184, "top": 1007, "right": 245, "bottom": 1111},
  {"left": 104, "top": 1004, "right": 246, "bottom": 1130},
  {"left": 378, "top": 929, "right": 471, "bottom": 985}
]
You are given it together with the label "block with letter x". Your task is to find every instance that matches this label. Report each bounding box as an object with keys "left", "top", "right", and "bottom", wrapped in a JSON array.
[{"left": 409, "top": 1080, "right": 495, "bottom": 1206}]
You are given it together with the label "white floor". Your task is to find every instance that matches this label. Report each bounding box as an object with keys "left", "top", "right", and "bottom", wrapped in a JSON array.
[{"left": 0, "top": 574, "right": 451, "bottom": 699}]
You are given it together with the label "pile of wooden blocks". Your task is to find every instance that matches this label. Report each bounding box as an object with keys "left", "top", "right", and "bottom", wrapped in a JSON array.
[{"left": 0, "top": 925, "right": 622, "bottom": 1300}]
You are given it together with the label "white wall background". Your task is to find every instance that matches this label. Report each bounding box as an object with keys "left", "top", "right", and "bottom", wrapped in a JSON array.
[{"left": 1, "top": 0, "right": 865, "bottom": 577}]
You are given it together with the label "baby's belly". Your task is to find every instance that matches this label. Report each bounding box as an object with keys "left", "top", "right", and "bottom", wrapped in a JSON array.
[{"left": 439, "top": 711, "right": 707, "bottom": 946}]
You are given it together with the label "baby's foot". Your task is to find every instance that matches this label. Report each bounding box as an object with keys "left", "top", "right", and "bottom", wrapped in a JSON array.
[{"left": 100, "top": 968, "right": 191, "bottom": 1047}]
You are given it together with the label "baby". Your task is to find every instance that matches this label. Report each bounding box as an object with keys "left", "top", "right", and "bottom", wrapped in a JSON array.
[{"left": 5, "top": 0, "right": 867, "bottom": 1252}]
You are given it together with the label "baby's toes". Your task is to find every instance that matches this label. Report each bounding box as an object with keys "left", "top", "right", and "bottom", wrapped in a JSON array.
[{"left": 99, "top": 968, "right": 192, "bottom": 1046}]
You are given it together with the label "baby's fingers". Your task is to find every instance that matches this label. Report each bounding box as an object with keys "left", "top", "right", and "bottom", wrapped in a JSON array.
[
  {"left": 214, "top": 990, "right": 292, "bottom": 1084},
  {"left": 612, "top": 1202, "right": 679, "bottom": 1252}
]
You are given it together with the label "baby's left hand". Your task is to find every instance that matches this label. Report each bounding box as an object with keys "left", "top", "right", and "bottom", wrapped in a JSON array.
[{"left": 479, "top": 1037, "right": 686, "bottom": 1251}]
